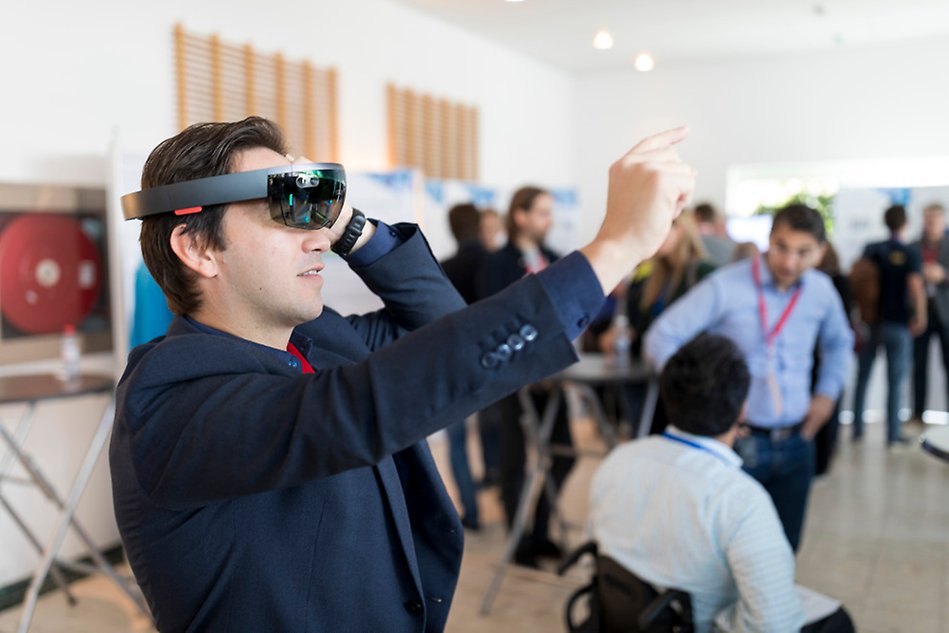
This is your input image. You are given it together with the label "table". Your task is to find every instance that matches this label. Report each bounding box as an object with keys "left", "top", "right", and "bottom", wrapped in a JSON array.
[
  {"left": 921, "top": 426, "right": 949, "bottom": 462},
  {"left": 0, "top": 374, "right": 149, "bottom": 632},
  {"left": 480, "top": 353, "right": 658, "bottom": 614}
]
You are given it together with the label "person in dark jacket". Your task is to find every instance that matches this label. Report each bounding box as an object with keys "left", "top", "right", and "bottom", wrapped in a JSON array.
[
  {"left": 439, "top": 203, "right": 487, "bottom": 528},
  {"left": 812, "top": 242, "right": 854, "bottom": 475},
  {"left": 110, "top": 116, "right": 696, "bottom": 631},
  {"left": 476, "top": 186, "right": 576, "bottom": 568},
  {"left": 909, "top": 202, "right": 949, "bottom": 423}
]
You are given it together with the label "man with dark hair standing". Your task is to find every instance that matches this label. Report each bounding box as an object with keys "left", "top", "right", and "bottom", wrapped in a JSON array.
[
  {"left": 852, "top": 205, "right": 927, "bottom": 445},
  {"left": 440, "top": 203, "right": 485, "bottom": 305},
  {"left": 910, "top": 202, "right": 949, "bottom": 423},
  {"left": 476, "top": 186, "right": 574, "bottom": 567},
  {"left": 439, "top": 202, "right": 488, "bottom": 528},
  {"left": 645, "top": 204, "right": 853, "bottom": 552},
  {"left": 111, "top": 116, "right": 696, "bottom": 632},
  {"left": 591, "top": 334, "right": 853, "bottom": 633}
]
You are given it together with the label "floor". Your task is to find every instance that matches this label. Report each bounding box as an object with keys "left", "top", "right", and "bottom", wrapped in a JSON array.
[{"left": 1, "top": 416, "right": 946, "bottom": 633}]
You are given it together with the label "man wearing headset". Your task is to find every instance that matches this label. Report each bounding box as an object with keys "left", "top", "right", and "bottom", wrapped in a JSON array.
[{"left": 111, "top": 116, "right": 695, "bottom": 632}]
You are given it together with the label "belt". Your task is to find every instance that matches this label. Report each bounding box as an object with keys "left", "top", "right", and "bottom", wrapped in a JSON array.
[{"left": 744, "top": 422, "right": 802, "bottom": 442}]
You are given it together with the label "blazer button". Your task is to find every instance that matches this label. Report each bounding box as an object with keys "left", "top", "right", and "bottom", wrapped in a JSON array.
[
  {"left": 404, "top": 599, "right": 424, "bottom": 615},
  {"left": 480, "top": 352, "right": 501, "bottom": 369},
  {"left": 496, "top": 343, "right": 513, "bottom": 362},
  {"left": 506, "top": 334, "right": 526, "bottom": 351},
  {"left": 519, "top": 324, "right": 539, "bottom": 342}
]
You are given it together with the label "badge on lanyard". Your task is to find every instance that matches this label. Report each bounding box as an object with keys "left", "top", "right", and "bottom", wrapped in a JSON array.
[{"left": 752, "top": 257, "right": 802, "bottom": 419}]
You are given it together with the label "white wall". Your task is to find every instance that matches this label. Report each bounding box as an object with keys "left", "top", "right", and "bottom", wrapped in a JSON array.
[
  {"left": 0, "top": 0, "right": 575, "bottom": 188},
  {"left": 575, "top": 36, "right": 949, "bottom": 241},
  {"left": 0, "top": 0, "right": 576, "bottom": 587}
]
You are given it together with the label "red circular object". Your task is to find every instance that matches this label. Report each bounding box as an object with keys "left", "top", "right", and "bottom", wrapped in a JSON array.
[{"left": 0, "top": 214, "right": 102, "bottom": 334}]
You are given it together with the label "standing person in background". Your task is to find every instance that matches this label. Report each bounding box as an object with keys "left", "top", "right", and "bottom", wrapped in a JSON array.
[
  {"left": 645, "top": 204, "right": 853, "bottom": 552},
  {"left": 479, "top": 207, "right": 504, "bottom": 252},
  {"left": 474, "top": 206, "right": 505, "bottom": 482},
  {"left": 851, "top": 205, "right": 927, "bottom": 446},
  {"left": 812, "top": 243, "right": 854, "bottom": 475},
  {"left": 439, "top": 203, "right": 486, "bottom": 529},
  {"left": 694, "top": 201, "right": 737, "bottom": 267},
  {"left": 597, "top": 213, "right": 715, "bottom": 434},
  {"left": 910, "top": 202, "right": 949, "bottom": 424},
  {"left": 477, "top": 186, "right": 574, "bottom": 568},
  {"left": 621, "top": 212, "right": 715, "bottom": 357}
]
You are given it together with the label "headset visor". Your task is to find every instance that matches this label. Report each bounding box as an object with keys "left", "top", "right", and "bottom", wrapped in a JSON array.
[{"left": 120, "top": 163, "right": 347, "bottom": 230}]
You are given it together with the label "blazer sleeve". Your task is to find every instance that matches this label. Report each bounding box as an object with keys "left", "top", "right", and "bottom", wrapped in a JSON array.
[
  {"left": 344, "top": 224, "right": 466, "bottom": 350},
  {"left": 117, "top": 273, "right": 578, "bottom": 510}
]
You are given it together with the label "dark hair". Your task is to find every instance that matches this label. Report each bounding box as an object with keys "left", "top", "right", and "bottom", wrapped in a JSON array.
[
  {"left": 660, "top": 333, "right": 750, "bottom": 437},
  {"left": 770, "top": 203, "right": 826, "bottom": 243},
  {"left": 693, "top": 202, "right": 718, "bottom": 224},
  {"left": 884, "top": 204, "right": 907, "bottom": 232},
  {"left": 505, "top": 186, "right": 548, "bottom": 241},
  {"left": 447, "top": 203, "right": 481, "bottom": 243},
  {"left": 139, "top": 117, "right": 287, "bottom": 315},
  {"left": 818, "top": 241, "right": 842, "bottom": 276}
]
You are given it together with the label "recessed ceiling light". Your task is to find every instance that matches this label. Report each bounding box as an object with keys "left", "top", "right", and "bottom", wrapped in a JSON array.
[
  {"left": 634, "top": 52, "right": 655, "bottom": 72},
  {"left": 505, "top": 0, "right": 526, "bottom": 3},
  {"left": 593, "top": 30, "right": 614, "bottom": 50}
]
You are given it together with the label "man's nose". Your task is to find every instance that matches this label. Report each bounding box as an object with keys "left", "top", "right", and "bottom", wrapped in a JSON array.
[{"left": 301, "top": 228, "right": 332, "bottom": 252}]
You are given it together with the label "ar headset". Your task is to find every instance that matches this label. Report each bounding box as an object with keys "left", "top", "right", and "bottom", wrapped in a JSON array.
[{"left": 120, "top": 163, "right": 347, "bottom": 230}]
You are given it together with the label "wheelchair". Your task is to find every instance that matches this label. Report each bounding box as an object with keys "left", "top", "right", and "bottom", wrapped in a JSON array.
[{"left": 559, "top": 541, "right": 694, "bottom": 633}]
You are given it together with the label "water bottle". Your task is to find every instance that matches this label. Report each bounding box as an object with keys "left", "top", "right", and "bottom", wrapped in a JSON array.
[
  {"left": 61, "top": 324, "right": 81, "bottom": 384},
  {"left": 611, "top": 314, "right": 632, "bottom": 369}
]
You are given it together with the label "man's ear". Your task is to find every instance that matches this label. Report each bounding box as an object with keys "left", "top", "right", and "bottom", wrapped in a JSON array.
[{"left": 169, "top": 225, "right": 219, "bottom": 279}]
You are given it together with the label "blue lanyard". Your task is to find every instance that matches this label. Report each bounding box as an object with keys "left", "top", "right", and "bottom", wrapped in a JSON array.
[{"left": 661, "top": 432, "right": 734, "bottom": 467}]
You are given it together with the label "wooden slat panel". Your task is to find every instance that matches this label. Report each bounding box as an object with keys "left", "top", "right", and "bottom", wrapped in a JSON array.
[
  {"left": 244, "top": 44, "right": 255, "bottom": 115},
  {"left": 386, "top": 85, "right": 480, "bottom": 180},
  {"left": 174, "top": 23, "right": 187, "bottom": 130},
  {"left": 174, "top": 24, "right": 338, "bottom": 158},
  {"left": 327, "top": 68, "right": 338, "bottom": 162}
]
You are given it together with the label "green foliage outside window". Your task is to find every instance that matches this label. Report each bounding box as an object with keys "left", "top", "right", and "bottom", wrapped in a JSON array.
[{"left": 753, "top": 192, "right": 836, "bottom": 237}]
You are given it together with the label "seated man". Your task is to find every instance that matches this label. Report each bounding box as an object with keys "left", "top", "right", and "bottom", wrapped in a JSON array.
[{"left": 590, "top": 334, "right": 852, "bottom": 633}]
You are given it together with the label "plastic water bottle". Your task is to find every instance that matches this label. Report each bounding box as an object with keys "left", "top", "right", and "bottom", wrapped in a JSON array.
[
  {"left": 611, "top": 314, "right": 632, "bottom": 369},
  {"left": 61, "top": 324, "right": 81, "bottom": 384}
]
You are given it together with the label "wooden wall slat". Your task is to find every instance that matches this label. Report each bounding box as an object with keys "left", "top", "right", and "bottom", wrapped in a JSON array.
[
  {"left": 174, "top": 24, "right": 338, "bottom": 161},
  {"left": 387, "top": 86, "right": 479, "bottom": 180}
]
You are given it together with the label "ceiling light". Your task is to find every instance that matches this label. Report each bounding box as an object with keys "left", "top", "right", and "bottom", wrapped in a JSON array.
[
  {"left": 504, "top": 0, "right": 526, "bottom": 3},
  {"left": 634, "top": 52, "right": 655, "bottom": 72},
  {"left": 593, "top": 30, "right": 614, "bottom": 50}
]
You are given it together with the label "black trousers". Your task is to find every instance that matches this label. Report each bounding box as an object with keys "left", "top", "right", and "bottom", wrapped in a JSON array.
[
  {"left": 494, "top": 386, "right": 575, "bottom": 544},
  {"left": 913, "top": 302, "right": 949, "bottom": 417},
  {"left": 801, "top": 606, "right": 855, "bottom": 633}
]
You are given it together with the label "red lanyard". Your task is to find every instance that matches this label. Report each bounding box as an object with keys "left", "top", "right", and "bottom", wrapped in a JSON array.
[
  {"left": 287, "top": 342, "right": 316, "bottom": 374},
  {"left": 751, "top": 256, "right": 802, "bottom": 349}
]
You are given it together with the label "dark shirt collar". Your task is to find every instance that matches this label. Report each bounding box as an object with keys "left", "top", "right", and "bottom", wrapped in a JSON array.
[{"left": 183, "top": 316, "right": 314, "bottom": 367}]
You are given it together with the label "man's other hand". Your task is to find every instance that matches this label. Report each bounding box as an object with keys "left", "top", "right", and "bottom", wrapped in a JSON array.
[{"left": 801, "top": 394, "right": 836, "bottom": 440}]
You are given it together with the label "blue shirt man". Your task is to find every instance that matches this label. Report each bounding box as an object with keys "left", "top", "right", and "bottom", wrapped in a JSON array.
[{"left": 645, "top": 205, "right": 853, "bottom": 551}]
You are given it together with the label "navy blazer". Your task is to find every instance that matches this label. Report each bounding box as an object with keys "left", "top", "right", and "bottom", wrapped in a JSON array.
[{"left": 111, "top": 224, "right": 579, "bottom": 632}]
